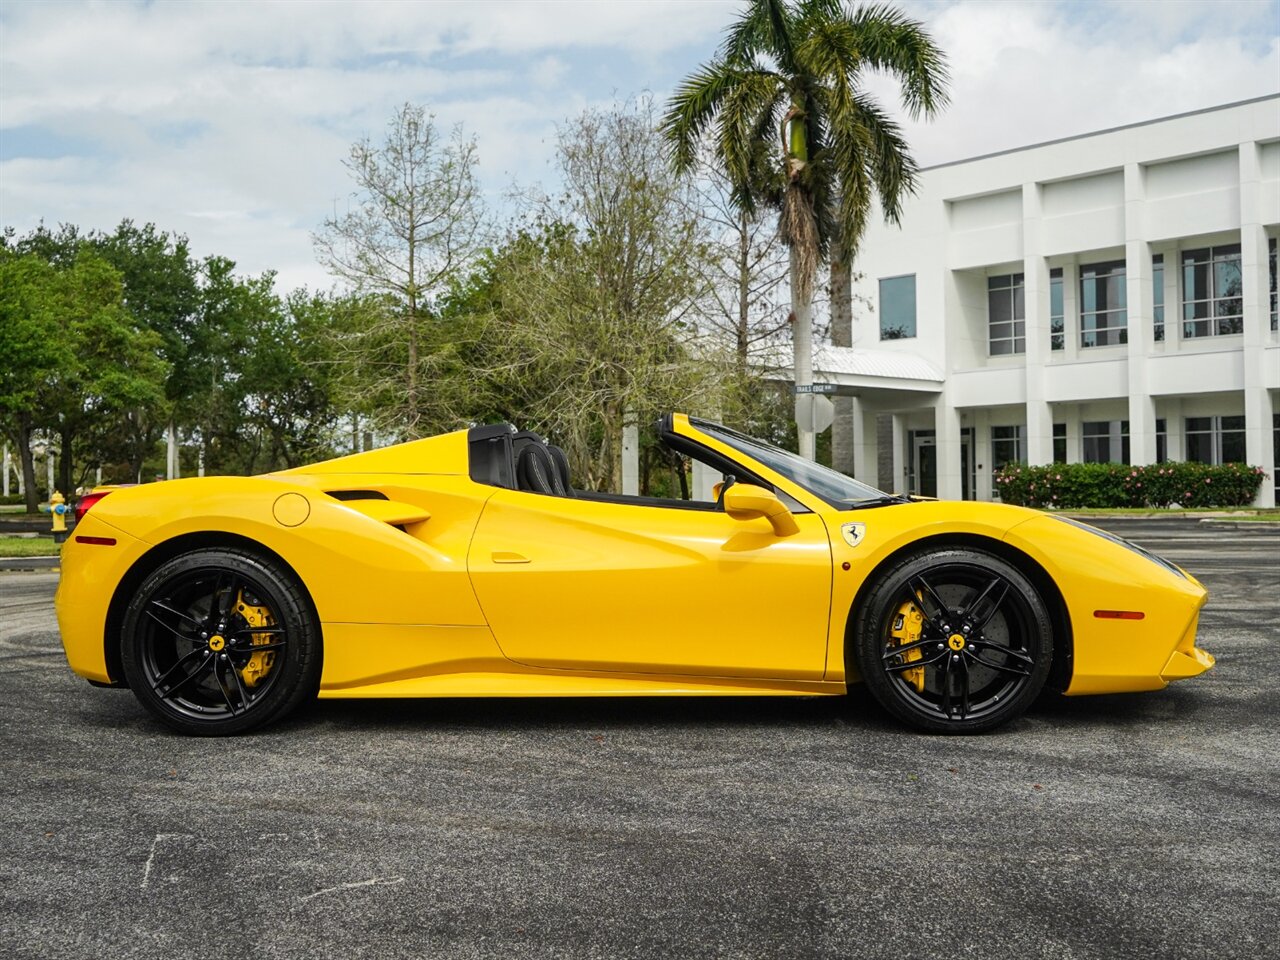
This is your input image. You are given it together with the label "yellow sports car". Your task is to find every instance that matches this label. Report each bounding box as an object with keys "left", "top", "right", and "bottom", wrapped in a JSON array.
[{"left": 55, "top": 414, "right": 1214, "bottom": 736}]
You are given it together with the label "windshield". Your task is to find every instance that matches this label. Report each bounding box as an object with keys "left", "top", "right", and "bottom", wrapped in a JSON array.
[{"left": 691, "top": 418, "right": 902, "bottom": 509}]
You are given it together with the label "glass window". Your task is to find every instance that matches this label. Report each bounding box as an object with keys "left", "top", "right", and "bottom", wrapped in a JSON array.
[
  {"left": 1050, "top": 268, "right": 1064, "bottom": 351},
  {"left": 1185, "top": 415, "right": 1247, "bottom": 465},
  {"left": 991, "top": 424, "right": 1025, "bottom": 498},
  {"left": 691, "top": 418, "right": 892, "bottom": 509},
  {"left": 1052, "top": 422, "right": 1066, "bottom": 463},
  {"left": 1270, "top": 238, "right": 1276, "bottom": 332},
  {"left": 1156, "top": 418, "right": 1167, "bottom": 464},
  {"left": 1079, "top": 260, "right": 1127, "bottom": 348},
  {"left": 1181, "top": 244, "right": 1242, "bottom": 338},
  {"left": 879, "top": 275, "right": 916, "bottom": 340},
  {"left": 1082, "top": 420, "right": 1129, "bottom": 464},
  {"left": 987, "top": 273, "right": 1025, "bottom": 355},
  {"left": 1153, "top": 254, "right": 1165, "bottom": 343}
]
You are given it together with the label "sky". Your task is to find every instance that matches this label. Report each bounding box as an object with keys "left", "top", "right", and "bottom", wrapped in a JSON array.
[{"left": 1, "top": 0, "right": 1278, "bottom": 293}]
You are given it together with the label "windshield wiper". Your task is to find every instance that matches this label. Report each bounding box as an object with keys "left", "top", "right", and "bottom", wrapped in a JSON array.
[{"left": 841, "top": 494, "right": 912, "bottom": 509}]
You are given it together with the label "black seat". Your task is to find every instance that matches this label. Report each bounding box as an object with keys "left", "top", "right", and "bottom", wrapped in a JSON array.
[
  {"left": 516, "top": 443, "right": 567, "bottom": 496},
  {"left": 546, "top": 444, "right": 574, "bottom": 495}
]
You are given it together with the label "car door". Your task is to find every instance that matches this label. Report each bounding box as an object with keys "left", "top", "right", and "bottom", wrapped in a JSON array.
[{"left": 466, "top": 489, "right": 832, "bottom": 679}]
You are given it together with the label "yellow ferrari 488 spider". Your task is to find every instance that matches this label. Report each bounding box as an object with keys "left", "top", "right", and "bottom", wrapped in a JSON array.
[{"left": 55, "top": 414, "right": 1214, "bottom": 736}]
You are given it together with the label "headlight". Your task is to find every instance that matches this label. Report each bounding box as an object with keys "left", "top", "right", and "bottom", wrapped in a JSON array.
[{"left": 1053, "top": 516, "right": 1186, "bottom": 580}]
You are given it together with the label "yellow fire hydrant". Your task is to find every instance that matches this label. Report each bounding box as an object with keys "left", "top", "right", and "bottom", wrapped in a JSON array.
[{"left": 42, "top": 491, "right": 70, "bottom": 544}]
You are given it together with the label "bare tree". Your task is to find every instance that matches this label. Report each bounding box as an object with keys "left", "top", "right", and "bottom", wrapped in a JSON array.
[
  {"left": 314, "top": 103, "right": 485, "bottom": 437},
  {"left": 480, "top": 98, "right": 724, "bottom": 490}
]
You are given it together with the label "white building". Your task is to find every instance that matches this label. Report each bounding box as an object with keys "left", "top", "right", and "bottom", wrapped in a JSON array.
[{"left": 818, "top": 95, "right": 1279, "bottom": 507}]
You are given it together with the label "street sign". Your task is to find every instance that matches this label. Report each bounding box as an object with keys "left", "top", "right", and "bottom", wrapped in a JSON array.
[
  {"left": 795, "top": 393, "right": 835, "bottom": 433},
  {"left": 794, "top": 383, "right": 839, "bottom": 395}
]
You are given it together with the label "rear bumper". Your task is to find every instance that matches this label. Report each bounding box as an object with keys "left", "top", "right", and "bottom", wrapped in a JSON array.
[{"left": 54, "top": 516, "right": 148, "bottom": 683}]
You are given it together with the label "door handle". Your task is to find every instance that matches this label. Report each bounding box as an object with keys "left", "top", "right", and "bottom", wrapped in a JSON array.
[{"left": 491, "top": 551, "right": 530, "bottom": 564}]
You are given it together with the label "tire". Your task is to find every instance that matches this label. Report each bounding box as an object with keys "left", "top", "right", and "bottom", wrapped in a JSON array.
[
  {"left": 852, "top": 547, "right": 1053, "bottom": 734},
  {"left": 120, "top": 548, "right": 322, "bottom": 736}
]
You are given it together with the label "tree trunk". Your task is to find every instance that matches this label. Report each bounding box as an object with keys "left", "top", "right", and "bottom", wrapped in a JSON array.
[
  {"left": 790, "top": 246, "right": 815, "bottom": 461},
  {"left": 829, "top": 238, "right": 855, "bottom": 476},
  {"left": 15, "top": 416, "right": 39, "bottom": 513},
  {"left": 59, "top": 427, "right": 74, "bottom": 494},
  {"left": 737, "top": 208, "right": 751, "bottom": 369}
]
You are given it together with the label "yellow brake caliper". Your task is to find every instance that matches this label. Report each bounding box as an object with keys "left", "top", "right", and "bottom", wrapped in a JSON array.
[
  {"left": 234, "top": 590, "right": 277, "bottom": 688},
  {"left": 891, "top": 599, "right": 926, "bottom": 693}
]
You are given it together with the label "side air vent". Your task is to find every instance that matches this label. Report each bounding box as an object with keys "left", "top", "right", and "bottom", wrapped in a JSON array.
[{"left": 326, "top": 490, "right": 390, "bottom": 502}]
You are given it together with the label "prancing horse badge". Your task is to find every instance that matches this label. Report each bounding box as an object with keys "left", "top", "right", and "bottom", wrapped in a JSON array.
[{"left": 841, "top": 522, "right": 866, "bottom": 548}]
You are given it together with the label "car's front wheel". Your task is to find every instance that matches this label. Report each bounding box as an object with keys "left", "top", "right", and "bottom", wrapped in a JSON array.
[
  {"left": 853, "top": 547, "right": 1053, "bottom": 734},
  {"left": 120, "top": 548, "right": 321, "bottom": 736}
]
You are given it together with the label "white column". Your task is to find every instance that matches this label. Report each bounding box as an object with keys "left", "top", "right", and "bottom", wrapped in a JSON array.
[
  {"left": 1064, "top": 403, "right": 1084, "bottom": 464},
  {"left": 46, "top": 448, "right": 55, "bottom": 495},
  {"left": 852, "top": 398, "right": 879, "bottom": 486},
  {"left": 936, "top": 396, "right": 963, "bottom": 500},
  {"left": 1240, "top": 141, "right": 1276, "bottom": 507},
  {"left": 1125, "top": 162, "right": 1158, "bottom": 466},
  {"left": 791, "top": 247, "right": 816, "bottom": 461},
  {"left": 621, "top": 415, "right": 639, "bottom": 496},
  {"left": 1061, "top": 259, "right": 1080, "bottom": 363},
  {"left": 974, "top": 408, "right": 992, "bottom": 501},
  {"left": 2, "top": 444, "right": 8, "bottom": 498},
  {"left": 1023, "top": 182, "right": 1053, "bottom": 465},
  {"left": 890, "top": 415, "right": 907, "bottom": 494},
  {"left": 166, "top": 422, "right": 177, "bottom": 480},
  {"left": 1165, "top": 398, "right": 1185, "bottom": 462}
]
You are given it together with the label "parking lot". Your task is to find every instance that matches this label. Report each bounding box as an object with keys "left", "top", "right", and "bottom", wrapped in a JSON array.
[{"left": 1, "top": 518, "right": 1277, "bottom": 960}]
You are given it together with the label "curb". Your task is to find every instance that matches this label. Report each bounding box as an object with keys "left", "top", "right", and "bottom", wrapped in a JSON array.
[
  {"left": 0, "top": 557, "right": 59, "bottom": 571},
  {"left": 1197, "top": 519, "right": 1280, "bottom": 531}
]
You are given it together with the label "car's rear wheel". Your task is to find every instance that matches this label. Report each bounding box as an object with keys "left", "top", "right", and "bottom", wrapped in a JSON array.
[
  {"left": 120, "top": 548, "right": 321, "bottom": 736},
  {"left": 853, "top": 547, "right": 1052, "bottom": 734}
]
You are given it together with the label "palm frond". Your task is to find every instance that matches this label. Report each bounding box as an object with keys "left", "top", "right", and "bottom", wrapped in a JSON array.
[
  {"left": 662, "top": 61, "right": 757, "bottom": 174},
  {"left": 722, "top": 0, "right": 798, "bottom": 72},
  {"left": 845, "top": 2, "right": 950, "bottom": 118}
]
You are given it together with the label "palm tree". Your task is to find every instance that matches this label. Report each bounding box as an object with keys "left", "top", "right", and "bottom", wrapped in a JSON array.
[{"left": 663, "top": 0, "right": 948, "bottom": 460}]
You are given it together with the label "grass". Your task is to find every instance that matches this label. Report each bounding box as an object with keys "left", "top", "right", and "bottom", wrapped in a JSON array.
[
  {"left": 0, "top": 536, "right": 60, "bottom": 558},
  {"left": 1054, "top": 507, "right": 1280, "bottom": 518}
]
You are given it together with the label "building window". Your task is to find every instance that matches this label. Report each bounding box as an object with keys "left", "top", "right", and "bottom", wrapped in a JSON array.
[
  {"left": 1156, "top": 418, "right": 1167, "bottom": 464},
  {"left": 879, "top": 275, "right": 916, "bottom": 340},
  {"left": 1052, "top": 422, "right": 1066, "bottom": 463},
  {"left": 991, "top": 425, "right": 1025, "bottom": 498},
  {"left": 1270, "top": 238, "right": 1277, "bottom": 332},
  {"left": 987, "top": 273, "right": 1025, "bottom": 355},
  {"left": 1083, "top": 420, "right": 1129, "bottom": 464},
  {"left": 1079, "top": 260, "right": 1127, "bottom": 347},
  {"left": 1185, "top": 415, "right": 1246, "bottom": 465},
  {"left": 1153, "top": 254, "right": 1165, "bottom": 342},
  {"left": 1050, "top": 268, "right": 1064, "bottom": 351},
  {"left": 1182, "top": 244, "right": 1242, "bottom": 338}
]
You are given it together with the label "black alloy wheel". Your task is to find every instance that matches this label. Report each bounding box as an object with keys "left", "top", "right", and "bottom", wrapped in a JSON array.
[
  {"left": 120, "top": 548, "right": 321, "bottom": 736},
  {"left": 853, "top": 547, "right": 1053, "bottom": 734}
]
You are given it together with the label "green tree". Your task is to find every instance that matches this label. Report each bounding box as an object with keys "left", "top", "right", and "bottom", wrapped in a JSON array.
[
  {"left": 314, "top": 102, "right": 486, "bottom": 438},
  {"left": 663, "top": 0, "right": 948, "bottom": 459},
  {"left": 473, "top": 100, "right": 723, "bottom": 491},
  {"left": 0, "top": 253, "right": 75, "bottom": 510}
]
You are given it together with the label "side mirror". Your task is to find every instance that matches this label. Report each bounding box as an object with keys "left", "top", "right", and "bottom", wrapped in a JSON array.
[{"left": 722, "top": 483, "right": 800, "bottom": 537}]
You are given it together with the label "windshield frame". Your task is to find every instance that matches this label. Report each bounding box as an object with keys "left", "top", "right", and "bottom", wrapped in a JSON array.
[{"left": 688, "top": 417, "right": 900, "bottom": 511}]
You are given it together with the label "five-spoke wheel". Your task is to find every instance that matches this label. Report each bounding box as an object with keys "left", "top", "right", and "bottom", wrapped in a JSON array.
[
  {"left": 854, "top": 548, "right": 1053, "bottom": 733},
  {"left": 120, "top": 549, "right": 321, "bottom": 735}
]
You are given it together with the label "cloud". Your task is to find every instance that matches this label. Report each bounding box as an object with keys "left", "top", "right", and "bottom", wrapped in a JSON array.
[
  {"left": 869, "top": 0, "right": 1280, "bottom": 167},
  {"left": 0, "top": 0, "right": 1276, "bottom": 295}
]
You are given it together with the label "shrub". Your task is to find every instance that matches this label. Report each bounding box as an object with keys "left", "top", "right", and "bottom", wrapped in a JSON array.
[{"left": 993, "top": 461, "right": 1267, "bottom": 509}]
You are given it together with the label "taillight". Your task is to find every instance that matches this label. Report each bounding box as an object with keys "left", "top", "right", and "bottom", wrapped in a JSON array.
[{"left": 74, "top": 490, "right": 113, "bottom": 523}]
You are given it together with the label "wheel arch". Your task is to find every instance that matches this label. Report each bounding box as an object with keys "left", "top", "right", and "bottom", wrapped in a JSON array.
[
  {"left": 103, "top": 531, "right": 320, "bottom": 686},
  {"left": 843, "top": 532, "right": 1074, "bottom": 694}
]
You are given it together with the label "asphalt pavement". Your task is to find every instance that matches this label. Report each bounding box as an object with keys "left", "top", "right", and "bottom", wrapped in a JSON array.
[{"left": 1, "top": 518, "right": 1277, "bottom": 959}]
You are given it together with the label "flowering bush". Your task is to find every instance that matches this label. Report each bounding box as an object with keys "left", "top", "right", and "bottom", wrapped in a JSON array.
[{"left": 993, "top": 461, "right": 1267, "bottom": 509}]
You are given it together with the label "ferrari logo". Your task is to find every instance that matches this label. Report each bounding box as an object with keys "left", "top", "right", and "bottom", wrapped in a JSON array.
[
  {"left": 948, "top": 634, "right": 966, "bottom": 651},
  {"left": 841, "top": 522, "right": 866, "bottom": 548},
  {"left": 208, "top": 635, "right": 226, "bottom": 652}
]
